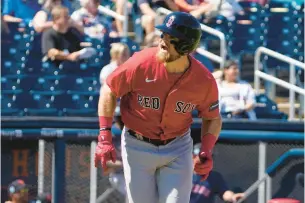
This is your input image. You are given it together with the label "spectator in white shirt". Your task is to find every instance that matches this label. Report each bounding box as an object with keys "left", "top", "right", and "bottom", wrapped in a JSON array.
[
  {"left": 71, "top": 0, "right": 113, "bottom": 40},
  {"left": 99, "top": 43, "right": 130, "bottom": 85},
  {"left": 216, "top": 60, "right": 257, "bottom": 120}
]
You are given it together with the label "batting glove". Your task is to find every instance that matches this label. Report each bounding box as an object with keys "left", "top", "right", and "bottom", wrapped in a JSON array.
[
  {"left": 94, "top": 117, "right": 117, "bottom": 171},
  {"left": 194, "top": 152, "right": 213, "bottom": 181},
  {"left": 194, "top": 133, "right": 217, "bottom": 181}
]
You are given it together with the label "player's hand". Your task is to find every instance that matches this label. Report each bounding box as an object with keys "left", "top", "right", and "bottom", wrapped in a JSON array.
[
  {"left": 193, "top": 152, "right": 213, "bottom": 181},
  {"left": 94, "top": 130, "right": 117, "bottom": 172}
]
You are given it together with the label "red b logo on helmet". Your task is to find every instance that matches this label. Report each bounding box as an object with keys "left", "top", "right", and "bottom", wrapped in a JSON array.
[{"left": 166, "top": 16, "right": 175, "bottom": 27}]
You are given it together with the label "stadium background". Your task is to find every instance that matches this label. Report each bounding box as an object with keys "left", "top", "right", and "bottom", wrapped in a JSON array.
[{"left": 1, "top": 0, "right": 304, "bottom": 203}]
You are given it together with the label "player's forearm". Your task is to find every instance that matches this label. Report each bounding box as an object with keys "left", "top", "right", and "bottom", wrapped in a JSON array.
[
  {"left": 202, "top": 117, "right": 222, "bottom": 138},
  {"left": 98, "top": 84, "right": 117, "bottom": 117}
]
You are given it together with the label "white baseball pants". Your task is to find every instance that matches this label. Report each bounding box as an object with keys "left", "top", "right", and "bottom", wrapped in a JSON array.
[{"left": 121, "top": 127, "right": 193, "bottom": 203}]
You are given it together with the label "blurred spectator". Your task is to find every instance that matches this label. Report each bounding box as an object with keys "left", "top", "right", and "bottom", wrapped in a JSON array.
[
  {"left": 137, "top": 0, "right": 179, "bottom": 42},
  {"left": 115, "top": 0, "right": 133, "bottom": 35},
  {"left": 71, "top": 0, "right": 114, "bottom": 40},
  {"left": 42, "top": 5, "right": 96, "bottom": 66},
  {"left": 174, "top": 0, "right": 214, "bottom": 19},
  {"left": 1, "top": 15, "right": 10, "bottom": 34},
  {"left": 5, "top": 179, "right": 29, "bottom": 203},
  {"left": 212, "top": 69, "right": 223, "bottom": 84},
  {"left": 33, "top": 0, "right": 83, "bottom": 33},
  {"left": 216, "top": 60, "right": 257, "bottom": 120},
  {"left": 204, "top": 0, "right": 244, "bottom": 22},
  {"left": 99, "top": 43, "right": 130, "bottom": 85},
  {"left": 191, "top": 143, "right": 245, "bottom": 203},
  {"left": 2, "top": 0, "right": 41, "bottom": 23},
  {"left": 144, "top": 32, "right": 161, "bottom": 48}
]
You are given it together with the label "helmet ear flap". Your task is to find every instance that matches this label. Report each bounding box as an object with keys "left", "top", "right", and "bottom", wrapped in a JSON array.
[{"left": 171, "top": 40, "right": 196, "bottom": 55}]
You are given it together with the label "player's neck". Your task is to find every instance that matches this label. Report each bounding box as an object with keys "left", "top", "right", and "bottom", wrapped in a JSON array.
[{"left": 164, "top": 55, "right": 190, "bottom": 73}]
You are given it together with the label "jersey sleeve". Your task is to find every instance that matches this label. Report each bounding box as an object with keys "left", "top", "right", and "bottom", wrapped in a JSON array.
[
  {"left": 106, "top": 55, "right": 138, "bottom": 98},
  {"left": 197, "top": 78, "right": 220, "bottom": 119}
]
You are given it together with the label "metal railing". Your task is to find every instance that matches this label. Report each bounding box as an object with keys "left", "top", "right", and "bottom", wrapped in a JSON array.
[
  {"left": 236, "top": 148, "right": 305, "bottom": 203},
  {"left": 155, "top": 7, "right": 227, "bottom": 69},
  {"left": 254, "top": 47, "right": 305, "bottom": 120},
  {"left": 98, "top": 5, "right": 128, "bottom": 37}
]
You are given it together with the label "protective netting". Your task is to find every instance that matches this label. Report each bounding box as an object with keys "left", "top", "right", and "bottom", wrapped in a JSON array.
[
  {"left": 43, "top": 141, "right": 53, "bottom": 195},
  {"left": 213, "top": 142, "right": 259, "bottom": 203}
]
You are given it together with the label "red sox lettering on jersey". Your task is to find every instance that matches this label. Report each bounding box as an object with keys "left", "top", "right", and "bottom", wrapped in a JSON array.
[{"left": 106, "top": 47, "right": 219, "bottom": 140}]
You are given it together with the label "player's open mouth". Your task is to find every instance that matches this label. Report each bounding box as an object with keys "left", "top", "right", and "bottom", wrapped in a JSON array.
[{"left": 161, "top": 44, "right": 168, "bottom": 51}]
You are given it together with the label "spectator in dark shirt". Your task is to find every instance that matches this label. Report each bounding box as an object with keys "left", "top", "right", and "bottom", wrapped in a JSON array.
[
  {"left": 42, "top": 5, "right": 96, "bottom": 66},
  {"left": 191, "top": 143, "right": 244, "bottom": 203}
]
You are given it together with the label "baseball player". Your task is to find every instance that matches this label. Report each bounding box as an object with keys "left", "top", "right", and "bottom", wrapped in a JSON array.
[
  {"left": 95, "top": 11, "right": 222, "bottom": 203},
  {"left": 191, "top": 144, "right": 244, "bottom": 203}
]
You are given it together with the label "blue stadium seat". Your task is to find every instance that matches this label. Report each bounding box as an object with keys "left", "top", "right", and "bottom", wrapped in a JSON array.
[
  {"left": 1, "top": 60, "right": 26, "bottom": 75},
  {"left": 55, "top": 92, "right": 99, "bottom": 117},
  {"left": 255, "top": 94, "right": 288, "bottom": 119},
  {"left": 1, "top": 75, "right": 30, "bottom": 91},
  {"left": 1, "top": 90, "right": 23, "bottom": 116},
  {"left": 59, "top": 76, "right": 100, "bottom": 92},
  {"left": 18, "top": 91, "right": 62, "bottom": 116}
]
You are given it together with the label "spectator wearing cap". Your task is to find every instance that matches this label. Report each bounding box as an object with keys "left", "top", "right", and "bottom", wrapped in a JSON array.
[
  {"left": 5, "top": 179, "right": 28, "bottom": 203},
  {"left": 191, "top": 144, "right": 245, "bottom": 203},
  {"left": 42, "top": 5, "right": 96, "bottom": 66}
]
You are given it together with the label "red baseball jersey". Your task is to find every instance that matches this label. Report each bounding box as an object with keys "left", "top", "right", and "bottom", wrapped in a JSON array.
[{"left": 106, "top": 47, "right": 219, "bottom": 140}]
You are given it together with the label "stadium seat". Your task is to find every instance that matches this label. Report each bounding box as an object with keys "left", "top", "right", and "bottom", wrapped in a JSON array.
[
  {"left": 55, "top": 92, "right": 99, "bottom": 117},
  {"left": 1, "top": 75, "right": 29, "bottom": 91},
  {"left": 1, "top": 90, "right": 23, "bottom": 116},
  {"left": 18, "top": 91, "right": 62, "bottom": 116},
  {"left": 255, "top": 94, "right": 288, "bottom": 119},
  {"left": 59, "top": 76, "right": 100, "bottom": 92}
]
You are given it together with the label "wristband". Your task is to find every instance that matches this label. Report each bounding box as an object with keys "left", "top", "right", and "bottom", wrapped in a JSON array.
[
  {"left": 99, "top": 116, "right": 113, "bottom": 128},
  {"left": 201, "top": 133, "right": 218, "bottom": 156}
]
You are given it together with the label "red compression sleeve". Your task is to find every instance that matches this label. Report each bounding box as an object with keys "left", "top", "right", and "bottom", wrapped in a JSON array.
[
  {"left": 98, "top": 116, "right": 113, "bottom": 142},
  {"left": 201, "top": 133, "right": 218, "bottom": 156}
]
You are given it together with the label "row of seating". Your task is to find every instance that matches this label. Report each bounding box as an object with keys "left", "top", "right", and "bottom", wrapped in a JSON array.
[
  {"left": 2, "top": 90, "right": 287, "bottom": 119},
  {"left": 1, "top": 90, "right": 99, "bottom": 117},
  {"left": 2, "top": 74, "right": 100, "bottom": 92}
]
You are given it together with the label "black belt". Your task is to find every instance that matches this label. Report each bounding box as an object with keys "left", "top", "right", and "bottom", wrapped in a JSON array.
[{"left": 128, "top": 129, "right": 175, "bottom": 146}]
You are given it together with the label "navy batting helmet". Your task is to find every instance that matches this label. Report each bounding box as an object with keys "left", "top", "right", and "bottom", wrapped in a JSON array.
[{"left": 155, "top": 12, "right": 202, "bottom": 55}]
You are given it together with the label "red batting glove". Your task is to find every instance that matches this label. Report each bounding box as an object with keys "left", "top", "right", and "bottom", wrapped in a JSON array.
[
  {"left": 194, "top": 133, "right": 217, "bottom": 181},
  {"left": 94, "top": 117, "right": 117, "bottom": 172},
  {"left": 194, "top": 152, "right": 213, "bottom": 181}
]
